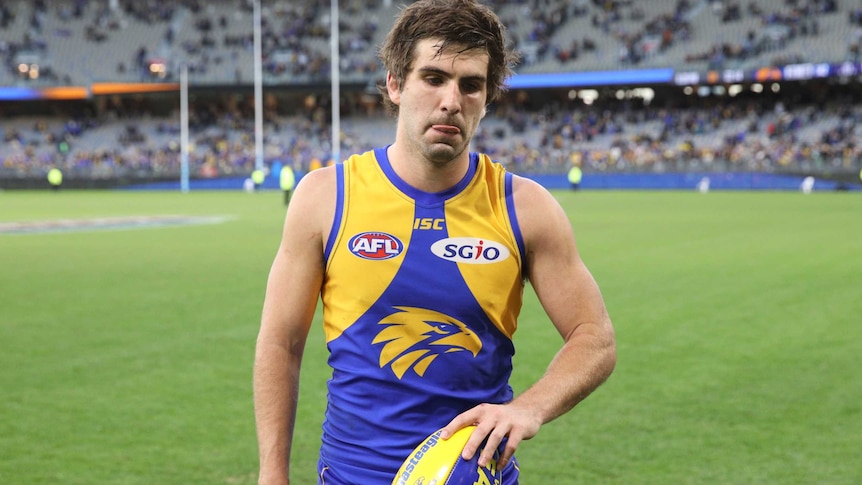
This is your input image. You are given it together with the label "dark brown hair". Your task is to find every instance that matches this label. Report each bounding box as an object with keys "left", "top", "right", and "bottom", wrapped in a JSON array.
[{"left": 377, "top": 0, "right": 519, "bottom": 116}]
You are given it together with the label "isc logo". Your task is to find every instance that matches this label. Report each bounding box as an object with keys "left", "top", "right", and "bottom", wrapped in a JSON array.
[
  {"left": 430, "top": 237, "right": 510, "bottom": 264},
  {"left": 349, "top": 232, "right": 403, "bottom": 260},
  {"left": 413, "top": 217, "right": 445, "bottom": 230}
]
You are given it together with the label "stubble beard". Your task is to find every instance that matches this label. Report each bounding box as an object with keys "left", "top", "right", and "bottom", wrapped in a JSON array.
[
  {"left": 422, "top": 140, "right": 469, "bottom": 168},
  {"left": 419, "top": 123, "right": 472, "bottom": 168}
]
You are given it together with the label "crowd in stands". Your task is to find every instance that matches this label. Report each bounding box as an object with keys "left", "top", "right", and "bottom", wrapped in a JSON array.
[
  {"left": 2, "top": 82, "right": 860, "bottom": 182},
  {"left": 681, "top": 0, "right": 844, "bottom": 70},
  {"left": 2, "top": 0, "right": 862, "bottom": 86},
  {"left": 474, "top": 86, "right": 861, "bottom": 176},
  {"left": 1, "top": 0, "right": 861, "bottom": 184}
]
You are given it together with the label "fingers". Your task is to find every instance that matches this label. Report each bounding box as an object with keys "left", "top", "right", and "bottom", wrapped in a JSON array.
[
  {"left": 475, "top": 424, "right": 508, "bottom": 468},
  {"left": 439, "top": 406, "right": 488, "bottom": 462},
  {"left": 440, "top": 402, "right": 539, "bottom": 470},
  {"left": 439, "top": 410, "right": 477, "bottom": 441},
  {"left": 498, "top": 433, "right": 521, "bottom": 470}
]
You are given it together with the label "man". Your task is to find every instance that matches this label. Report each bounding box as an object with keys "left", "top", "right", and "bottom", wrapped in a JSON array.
[
  {"left": 251, "top": 168, "right": 265, "bottom": 192},
  {"left": 568, "top": 163, "right": 583, "bottom": 190},
  {"left": 47, "top": 166, "right": 63, "bottom": 191},
  {"left": 279, "top": 164, "right": 295, "bottom": 206},
  {"left": 253, "top": 1, "right": 616, "bottom": 484}
]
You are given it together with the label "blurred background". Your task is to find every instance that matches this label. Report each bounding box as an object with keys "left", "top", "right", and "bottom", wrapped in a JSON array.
[{"left": 1, "top": 0, "right": 861, "bottom": 190}]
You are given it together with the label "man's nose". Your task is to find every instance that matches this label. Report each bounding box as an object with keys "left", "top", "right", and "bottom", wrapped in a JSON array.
[{"left": 440, "top": 82, "right": 461, "bottom": 114}]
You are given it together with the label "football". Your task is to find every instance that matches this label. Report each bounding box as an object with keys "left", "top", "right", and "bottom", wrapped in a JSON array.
[{"left": 392, "top": 425, "right": 502, "bottom": 485}]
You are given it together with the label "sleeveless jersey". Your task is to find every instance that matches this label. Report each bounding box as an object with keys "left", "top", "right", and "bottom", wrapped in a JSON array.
[{"left": 318, "top": 147, "right": 525, "bottom": 482}]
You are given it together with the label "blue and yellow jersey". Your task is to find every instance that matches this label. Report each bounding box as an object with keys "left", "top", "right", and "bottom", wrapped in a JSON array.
[{"left": 318, "top": 147, "right": 525, "bottom": 481}]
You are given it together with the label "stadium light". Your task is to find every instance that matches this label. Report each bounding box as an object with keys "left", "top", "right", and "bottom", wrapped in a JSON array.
[
  {"left": 149, "top": 61, "right": 167, "bottom": 79},
  {"left": 633, "top": 87, "right": 654, "bottom": 104},
  {"left": 613, "top": 88, "right": 654, "bottom": 105},
  {"left": 578, "top": 89, "right": 598, "bottom": 105}
]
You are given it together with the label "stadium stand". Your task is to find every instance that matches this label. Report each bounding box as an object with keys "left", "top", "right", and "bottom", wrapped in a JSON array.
[
  {"left": 3, "top": 0, "right": 859, "bottom": 85},
  {"left": 1, "top": 0, "right": 861, "bottom": 188}
]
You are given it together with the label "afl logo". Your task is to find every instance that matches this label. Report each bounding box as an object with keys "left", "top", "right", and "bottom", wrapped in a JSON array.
[
  {"left": 349, "top": 232, "right": 404, "bottom": 260},
  {"left": 430, "top": 237, "right": 510, "bottom": 264}
]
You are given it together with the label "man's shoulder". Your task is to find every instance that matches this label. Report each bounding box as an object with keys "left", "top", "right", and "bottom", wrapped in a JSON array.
[
  {"left": 344, "top": 148, "right": 383, "bottom": 164},
  {"left": 291, "top": 166, "right": 338, "bottom": 219},
  {"left": 509, "top": 175, "right": 569, "bottom": 240},
  {"left": 509, "top": 173, "right": 549, "bottom": 198},
  {"left": 297, "top": 164, "right": 337, "bottom": 191}
]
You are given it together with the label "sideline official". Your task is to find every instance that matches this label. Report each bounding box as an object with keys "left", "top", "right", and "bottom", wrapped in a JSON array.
[
  {"left": 48, "top": 167, "right": 63, "bottom": 191},
  {"left": 279, "top": 165, "right": 295, "bottom": 206}
]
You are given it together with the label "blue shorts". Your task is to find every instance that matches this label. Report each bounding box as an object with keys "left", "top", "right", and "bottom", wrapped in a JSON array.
[{"left": 317, "top": 455, "right": 520, "bottom": 484}]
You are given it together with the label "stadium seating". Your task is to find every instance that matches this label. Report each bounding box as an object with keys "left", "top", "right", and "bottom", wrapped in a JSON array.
[
  {"left": 2, "top": 0, "right": 858, "bottom": 85},
  {"left": 1, "top": 0, "right": 860, "bottom": 184}
]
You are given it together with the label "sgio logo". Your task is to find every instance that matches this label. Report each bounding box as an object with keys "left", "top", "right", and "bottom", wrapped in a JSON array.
[
  {"left": 430, "top": 237, "right": 510, "bottom": 264},
  {"left": 349, "top": 232, "right": 403, "bottom": 260}
]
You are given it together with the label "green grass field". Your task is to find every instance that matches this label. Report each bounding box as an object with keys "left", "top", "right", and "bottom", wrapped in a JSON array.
[{"left": 1, "top": 189, "right": 860, "bottom": 484}]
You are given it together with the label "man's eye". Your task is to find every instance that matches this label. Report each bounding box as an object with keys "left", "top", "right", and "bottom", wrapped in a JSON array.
[{"left": 461, "top": 82, "right": 482, "bottom": 94}]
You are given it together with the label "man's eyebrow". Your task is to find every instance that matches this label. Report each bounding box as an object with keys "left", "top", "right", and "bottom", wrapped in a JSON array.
[
  {"left": 416, "top": 66, "right": 486, "bottom": 83},
  {"left": 416, "top": 66, "right": 451, "bottom": 77}
]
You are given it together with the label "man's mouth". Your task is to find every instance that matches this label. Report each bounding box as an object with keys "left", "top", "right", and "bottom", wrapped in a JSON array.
[{"left": 431, "top": 124, "right": 461, "bottom": 135}]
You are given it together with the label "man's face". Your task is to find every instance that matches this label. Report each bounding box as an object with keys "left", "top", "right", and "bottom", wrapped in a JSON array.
[{"left": 387, "top": 38, "right": 489, "bottom": 166}]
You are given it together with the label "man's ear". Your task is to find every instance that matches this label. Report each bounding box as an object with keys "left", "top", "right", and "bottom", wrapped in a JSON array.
[{"left": 386, "top": 72, "right": 401, "bottom": 106}]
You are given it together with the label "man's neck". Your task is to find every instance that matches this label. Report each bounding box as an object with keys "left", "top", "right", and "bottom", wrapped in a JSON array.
[{"left": 386, "top": 143, "right": 470, "bottom": 193}]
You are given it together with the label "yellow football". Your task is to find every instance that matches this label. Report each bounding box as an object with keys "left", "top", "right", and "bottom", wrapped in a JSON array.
[{"left": 392, "top": 425, "right": 502, "bottom": 485}]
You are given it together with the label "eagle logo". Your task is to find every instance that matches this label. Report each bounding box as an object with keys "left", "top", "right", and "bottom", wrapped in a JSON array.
[{"left": 372, "top": 306, "right": 482, "bottom": 379}]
